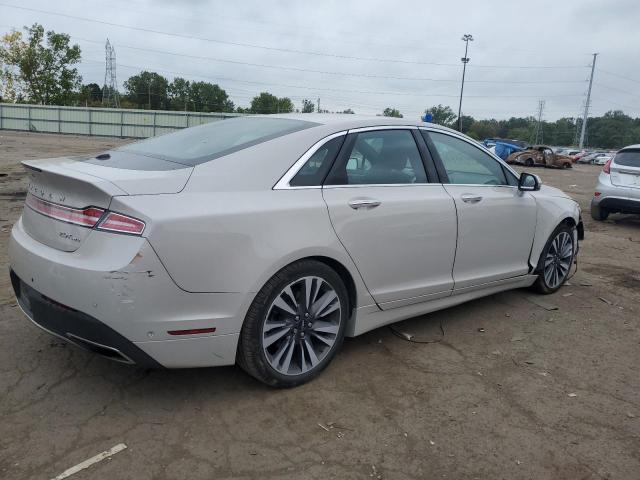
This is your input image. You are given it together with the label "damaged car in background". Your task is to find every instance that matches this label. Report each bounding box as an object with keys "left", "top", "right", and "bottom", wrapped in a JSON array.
[
  {"left": 507, "top": 145, "right": 574, "bottom": 169},
  {"left": 9, "top": 115, "right": 583, "bottom": 387}
]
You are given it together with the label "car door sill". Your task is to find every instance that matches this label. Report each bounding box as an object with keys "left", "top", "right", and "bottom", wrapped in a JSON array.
[{"left": 347, "top": 274, "right": 538, "bottom": 337}]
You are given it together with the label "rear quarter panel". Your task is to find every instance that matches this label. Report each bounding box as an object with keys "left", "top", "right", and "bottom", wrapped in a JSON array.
[{"left": 111, "top": 189, "right": 375, "bottom": 308}]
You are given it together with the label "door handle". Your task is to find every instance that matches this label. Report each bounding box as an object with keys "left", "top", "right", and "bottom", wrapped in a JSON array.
[
  {"left": 348, "top": 198, "right": 382, "bottom": 210},
  {"left": 461, "top": 194, "right": 483, "bottom": 204}
]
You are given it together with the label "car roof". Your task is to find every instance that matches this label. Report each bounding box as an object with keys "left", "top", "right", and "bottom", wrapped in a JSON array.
[
  {"left": 621, "top": 144, "right": 640, "bottom": 150},
  {"left": 265, "top": 113, "right": 458, "bottom": 134}
]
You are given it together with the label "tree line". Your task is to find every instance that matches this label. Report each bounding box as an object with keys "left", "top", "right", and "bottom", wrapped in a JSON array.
[{"left": 2, "top": 24, "right": 639, "bottom": 149}]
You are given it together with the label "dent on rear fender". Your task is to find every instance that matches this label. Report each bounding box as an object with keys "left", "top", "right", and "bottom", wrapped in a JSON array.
[{"left": 101, "top": 243, "right": 161, "bottom": 304}]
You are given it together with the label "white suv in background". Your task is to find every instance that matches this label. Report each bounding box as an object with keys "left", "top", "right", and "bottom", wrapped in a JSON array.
[{"left": 591, "top": 145, "right": 640, "bottom": 220}]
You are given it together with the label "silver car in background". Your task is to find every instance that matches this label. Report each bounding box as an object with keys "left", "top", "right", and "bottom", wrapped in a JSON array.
[
  {"left": 591, "top": 145, "right": 640, "bottom": 220},
  {"left": 9, "top": 115, "right": 583, "bottom": 387}
]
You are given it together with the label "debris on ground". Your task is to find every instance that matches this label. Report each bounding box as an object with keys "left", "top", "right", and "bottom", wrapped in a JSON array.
[
  {"left": 568, "top": 393, "right": 578, "bottom": 397},
  {"left": 599, "top": 297, "right": 613, "bottom": 305},
  {"left": 51, "top": 443, "right": 127, "bottom": 480},
  {"left": 526, "top": 296, "right": 559, "bottom": 311}
]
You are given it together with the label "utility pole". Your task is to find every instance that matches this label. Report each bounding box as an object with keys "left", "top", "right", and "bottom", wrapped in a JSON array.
[
  {"left": 579, "top": 53, "right": 598, "bottom": 149},
  {"left": 317, "top": 97, "right": 321, "bottom": 113},
  {"left": 148, "top": 83, "right": 151, "bottom": 110},
  {"left": 533, "top": 100, "right": 545, "bottom": 144},
  {"left": 457, "top": 34, "right": 473, "bottom": 132}
]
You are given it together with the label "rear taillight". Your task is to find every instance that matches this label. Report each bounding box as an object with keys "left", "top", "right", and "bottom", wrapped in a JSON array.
[
  {"left": 603, "top": 158, "right": 612, "bottom": 174},
  {"left": 26, "top": 194, "right": 104, "bottom": 227},
  {"left": 25, "top": 193, "right": 145, "bottom": 235},
  {"left": 96, "top": 212, "right": 145, "bottom": 235}
]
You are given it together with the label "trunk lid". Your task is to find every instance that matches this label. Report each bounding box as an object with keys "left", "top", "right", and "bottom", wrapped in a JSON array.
[
  {"left": 21, "top": 155, "right": 192, "bottom": 252},
  {"left": 610, "top": 149, "right": 640, "bottom": 189}
]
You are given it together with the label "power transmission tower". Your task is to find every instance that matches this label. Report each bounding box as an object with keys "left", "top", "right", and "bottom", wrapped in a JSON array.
[
  {"left": 102, "top": 39, "right": 120, "bottom": 108},
  {"left": 532, "top": 100, "right": 545, "bottom": 144},
  {"left": 578, "top": 53, "right": 598, "bottom": 149}
]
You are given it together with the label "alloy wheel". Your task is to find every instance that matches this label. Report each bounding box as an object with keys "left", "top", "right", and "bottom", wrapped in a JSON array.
[
  {"left": 543, "top": 231, "right": 573, "bottom": 289},
  {"left": 262, "top": 276, "right": 341, "bottom": 376}
]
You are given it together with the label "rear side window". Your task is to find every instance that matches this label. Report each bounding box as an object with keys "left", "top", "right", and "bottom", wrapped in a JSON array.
[
  {"left": 110, "top": 117, "right": 318, "bottom": 167},
  {"left": 326, "top": 129, "right": 427, "bottom": 185},
  {"left": 290, "top": 135, "right": 345, "bottom": 186},
  {"left": 614, "top": 149, "right": 640, "bottom": 167}
]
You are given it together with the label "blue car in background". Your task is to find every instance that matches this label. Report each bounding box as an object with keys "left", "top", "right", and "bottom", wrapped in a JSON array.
[{"left": 483, "top": 138, "right": 527, "bottom": 160}]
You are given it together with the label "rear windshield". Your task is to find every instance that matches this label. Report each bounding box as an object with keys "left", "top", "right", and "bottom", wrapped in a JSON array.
[
  {"left": 113, "top": 117, "right": 317, "bottom": 167},
  {"left": 614, "top": 149, "right": 640, "bottom": 168}
]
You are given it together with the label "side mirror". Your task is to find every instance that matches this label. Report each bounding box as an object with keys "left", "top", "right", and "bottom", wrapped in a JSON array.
[{"left": 518, "top": 172, "right": 542, "bottom": 191}]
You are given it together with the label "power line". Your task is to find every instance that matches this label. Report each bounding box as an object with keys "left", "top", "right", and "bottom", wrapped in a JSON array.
[
  {"left": 599, "top": 69, "right": 640, "bottom": 85},
  {"left": 105, "top": 59, "right": 585, "bottom": 99},
  {"left": 0, "top": 4, "right": 591, "bottom": 70},
  {"left": 65, "top": 35, "right": 588, "bottom": 85},
  {"left": 595, "top": 83, "right": 640, "bottom": 101}
]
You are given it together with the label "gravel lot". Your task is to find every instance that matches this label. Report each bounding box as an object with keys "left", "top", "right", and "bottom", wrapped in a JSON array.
[{"left": 1, "top": 131, "right": 639, "bottom": 480}]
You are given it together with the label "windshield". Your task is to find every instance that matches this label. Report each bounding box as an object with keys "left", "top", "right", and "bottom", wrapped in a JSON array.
[
  {"left": 614, "top": 149, "right": 640, "bottom": 168},
  {"left": 114, "top": 117, "right": 318, "bottom": 166}
]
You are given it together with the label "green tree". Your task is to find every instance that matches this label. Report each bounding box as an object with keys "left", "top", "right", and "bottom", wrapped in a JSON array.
[
  {"left": 189, "top": 81, "right": 234, "bottom": 112},
  {"left": 425, "top": 104, "right": 456, "bottom": 127},
  {"left": 124, "top": 71, "right": 169, "bottom": 109},
  {"left": 0, "top": 30, "right": 26, "bottom": 101},
  {"left": 342, "top": 108, "right": 355, "bottom": 114},
  {"left": 0, "top": 24, "right": 81, "bottom": 104},
  {"left": 78, "top": 83, "right": 102, "bottom": 106},
  {"left": 301, "top": 98, "right": 315, "bottom": 113},
  {"left": 250, "top": 92, "right": 294, "bottom": 114},
  {"left": 383, "top": 107, "right": 403, "bottom": 118},
  {"left": 168, "top": 77, "right": 191, "bottom": 111}
]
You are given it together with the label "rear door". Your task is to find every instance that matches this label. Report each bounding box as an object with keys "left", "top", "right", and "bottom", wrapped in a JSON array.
[
  {"left": 321, "top": 127, "right": 457, "bottom": 309},
  {"left": 610, "top": 148, "right": 640, "bottom": 189},
  {"left": 422, "top": 129, "right": 537, "bottom": 290}
]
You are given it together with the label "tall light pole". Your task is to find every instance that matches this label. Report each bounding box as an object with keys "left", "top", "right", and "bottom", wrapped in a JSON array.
[{"left": 457, "top": 34, "right": 473, "bottom": 132}]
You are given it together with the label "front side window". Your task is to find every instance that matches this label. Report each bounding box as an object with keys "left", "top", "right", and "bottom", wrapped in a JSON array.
[
  {"left": 426, "top": 131, "right": 508, "bottom": 186},
  {"left": 326, "top": 129, "right": 427, "bottom": 185},
  {"left": 289, "top": 135, "right": 345, "bottom": 186}
]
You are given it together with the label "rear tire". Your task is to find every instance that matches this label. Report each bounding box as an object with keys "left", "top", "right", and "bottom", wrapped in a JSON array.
[
  {"left": 524, "top": 158, "right": 534, "bottom": 167},
  {"left": 591, "top": 205, "right": 609, "bottom": 221},
  {"left": 237, "top": 260, "right": 348, "bottom": 388},
  {"left": 532, "top": 224, "right": 576, "bottom": 294}
]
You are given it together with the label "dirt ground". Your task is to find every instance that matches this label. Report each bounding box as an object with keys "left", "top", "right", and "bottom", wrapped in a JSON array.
[{"left": 0, "top": 130, "right": 639, "bottom": 480}]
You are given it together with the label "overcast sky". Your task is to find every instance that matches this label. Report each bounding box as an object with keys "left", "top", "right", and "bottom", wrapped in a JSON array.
[{"left": 2, "top": 0, "right": 640, "bottom": 120}]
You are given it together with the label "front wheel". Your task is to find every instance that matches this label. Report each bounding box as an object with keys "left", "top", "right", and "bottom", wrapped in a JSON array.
[
  {"left": 532, "top": 224, "right": 575, "bottom": 294},
  {"left": 524, "top": 158, "right": 534, "bottom": 167},
  {"left": 237, "top": 260, "right": 348, "bottom": 388}
]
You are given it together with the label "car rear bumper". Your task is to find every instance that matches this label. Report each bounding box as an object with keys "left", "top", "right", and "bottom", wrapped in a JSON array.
[
  {"left": 592, "top": 173, "right": 640, "bottom": 214},
  {"left": 592, "top": 196, "right": 640, "bottom": 214},
  {"left": 9, "top": 217, "right": 248, "bottom": 368}
]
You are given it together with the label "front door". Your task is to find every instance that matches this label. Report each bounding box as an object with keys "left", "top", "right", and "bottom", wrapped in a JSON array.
[{"left": 424, "top": 130, "right": 538, "bottom": 290}]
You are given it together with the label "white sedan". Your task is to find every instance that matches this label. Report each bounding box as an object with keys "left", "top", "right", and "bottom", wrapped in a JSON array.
[{"left": 9, "top": 115, "right": 583, "bottom": 387}]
